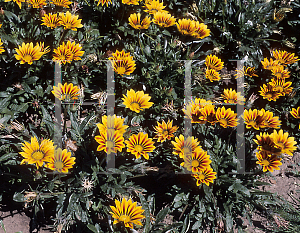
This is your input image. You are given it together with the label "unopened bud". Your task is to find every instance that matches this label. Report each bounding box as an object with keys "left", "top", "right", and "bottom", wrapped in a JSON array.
[
  {"left": 40, "top": 9, "right": 46, "bottom": 18},
  {"left": 0, "top": 8, "right": 4, "bottom": 15}
]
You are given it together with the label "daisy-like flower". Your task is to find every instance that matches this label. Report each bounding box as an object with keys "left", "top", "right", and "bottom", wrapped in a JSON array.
[
  {"left": 183, "top": 99, "right": 213, "bottom": 124},
  {"left": 95, "top": 129, "right": 125, "bottom": 154},
  {"left": 152, "top": 11, "right": 176, "bottom": 28},
  {"left": 128, "top": 13, "right": 151, "bottom": 30},
  {"left": 59, "top": 11, "right": 83, "bottom": 31},
  {"left": 200, "top": 105, "right": 217, "bottom": 125},
  {"left": 192, "top": 167, "right": 217, "bottom": 186},
  {"left": 27, "top": 0, "right": 47, "bottom": 8},
  {"left": 205, "top": 54, "right": 224, "bottom": 71},
  {"left": 253, "top": 132, "right": 281, "bottom": 155},
  {"left": 271, "top": 129, "right": 297, "bottom": 156},
  {"left": 14, "top": 42, "right": 44, "bottom": 65},
  {"left": 176, "top": 18, "right": 196, "bottom": 36},
  {"left": 221, "top": 88, "right": 244, "bottom": 105},
  {"left": 256, "top": 151, "right": 282, "bottom": 172},
  {"left": 144, "top": 0, "right": 167, "bottom": 15},
  {"left": 125, "top": 132, "right": 155, "bottom": 159},
  {"left": 110, "top": 198, "right": 145, "bottom": 229},
  {"left": 122, "top": 89, "right": 153, "bottom": 113},
  {"left": 180, "top": 149, "right": 211, "bottom": 172},
  {"left": 272, "top": 50, "right": 299, "bottom": 65},
  {"left": 216, "top": 106, "right": 238, "bottom": 128},
  {"left": 19, "top": 136, "right": 54, "bottom": 169},
  {"left": 290, "top": 107, "right": 300, "bottom": 119},
  {"left": 261, "top": 58, "right": 280, "bottom": 70},
  {"left": 235, "top": 66, "right": 258, "bottom": 78},
  {"left": 41, "top": 13, "right": 61, "bottom": 29},
  {"left": 259, "top": 83, "right": 282, "bottom": 101},
  {"left": 271, "top": 65, "right": 290, "bottom": 79},
  {"left": 36, "top": 42, "right": 50, "bottom": 55},
  {"left": 243, "top": 109, "right": 267, "bottom": 130},
  {"left": 97, "top": 115, "right": 128, "bottom": 134},
  {"left": 109, "top": 49, "right": 136, "bottom": 76},
  {"left": 50, "top": 0, "right": 73, "bottom": 7},
  {"left": 66, "top": 41, "right": 84, "bottom": 61},
  {"left": 4, "top": 0, "right": 25, "bottom": 9},
  {"left": 0, "top": 39, "right": 5, "bottom": 54},
  {"left": 269, "top": 78, "right": 292, "bottom": 96},
  {"left": 45, "top": 148, "right": 75, "bottom": 173},
  {"left": 260, "top": 109, "right": 281, "bottom": 129},
  {"left": 53, "top": 42, "right": 73, "bottom": 64},
  {"left": 171, "top": 135, "right": 201, "bottom": 159},
  {"left": 205, "top": 69, "right": 221, "bottom": 82},
  {"left": 154, "top": 119, "right": 178, "bottom": 142},
  {"left": 95, "top": 0, "right": 112, "bottom": 6},
  {"left": 192, "top": 21, "right": 210, "bottom": 39},
  {"left": 52, "top": 83, "right": 80, "bottom": 101},
  {"left": 122, "top": 0, "right": 139, "bottom": 5}
]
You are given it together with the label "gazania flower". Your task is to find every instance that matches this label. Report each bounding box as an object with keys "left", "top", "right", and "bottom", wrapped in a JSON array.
[
  {"left": 50, "top": 0, "right": 72, "bottom": 7},
  {"left": 144, "top": 0, "right": 167, "bottom": 15},
  {"left": 122, "top": 0, "right": 139, "bottom": 5},
  {"left": 53, "top": 42, "right": 73, "bottom": 64},
  {"left": 154, "top": 119, "right": 178, "bottom": 142},
  {"left": 19, "top": 136, "right": 54, "bottom": 169},
  {"left": 261, "top": 58, "right": 280, "bottom": 70},
  {"left": 205, "top": 54, "right": 224, "bottom": 71},
  {"left": 152, "top": 11, "right": 176, "bottom": 28},
  {"left": 59, "top": 11, "right": 83, "bottom": 31},
  {"left": 272, "top": 50, "right": 299, "bottom": 65},
  {"left": 243, "top": 109, "right": 266, "bottom": 130},
  {"left": 125, "top": 132, "right": 155, "bottom": 160},
  {"left": 269, "top": 78, "right": 292, "bottom": 96},
  {"left": 205, "top": 69, "right": 221, "bottom": 82},
  {"left": 95, "top": 0, "right": 112, "bottom": 6},
  {"left": 271, "top": 65, "right": 290, "bottom": 79},
  {"left": 66, "top": 41, "right": 84, "bottom": 61},
  {"left": 122, "top": 89, "right": 153, "bottom": 113},
  {"left": 180, "top": 149, "right": 211, "bottom": 172},
  {"left": 256, "top": 151, "right": 282, "bottom": 172},
  {"left": 0, "top": 39, "right": 5, "bottom": 54},
  {"left": 97, "top": 115, "right": 128, "bottom": 135},
  {"left": 52, "top": 83, "right": 80, "bottom": 101},
  {"left": 221, "top": 88, "right": 244, "bottom": 104},
  {"left": 41, "top": 13, "right": 61, "bottom": 29},
  {"left": 171, "top": 135, "right": 201, "bottom": 159},
  {"left": 216, "top": 106, "right": 238, "bottom": 128},
  {"left": 27, "top": 0, "right": 47, "bottom": 8},
  {"left": 200, "top": 105, "right": 217, "bottom": 125},
  {"left": 259, "top": 83, "right": 282, "bottom": 101},
  {"left": 192, "top": 21, "right": 210, "bottom": 39},
  {"left": 176, "top": 18, "right": 196, "bottom": 36},
  {"left": 260, "top": 109, "right": 281, "bottom": 129},
  {"left": 290, "top": 107, "right": 300, "bottom": 119},
  {"left": 95, "top": 129, "right": 125, "bottom": 154},
  {"left": 36, "top": 42, "right": 50, "bottom": 55},
  {"left": 4, "top": 0, "right": 25, "bottom": 9},
  {"left": 45, "top": 148, "right": 75, "bottom": 173},
  {"left": 109, "top": 49, "right": 136, "bottom": 76},
  {"left": 192, "top": 167, "right": 217, "bottom": 186},
  {"left": 253, "top": 132, "right": 281, "bottom": 155},
  {"left": 183, "top": 99, "right": 214, "bottom": 124},
  {"left": 271, "top": 129, "right": 297, "bottom": 156},
  {"left": 110, "top": 198, "right": 145, "bottom": 229},
  {"left": 15, "top": 42, "right": 44, "bottom": 65},
  {"left": 128, "top": 13, "right": 151, "bottom": 30}
]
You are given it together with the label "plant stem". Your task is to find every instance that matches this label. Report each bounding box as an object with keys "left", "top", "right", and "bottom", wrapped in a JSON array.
[{"left": 138, "top": 32, "right": 144, "bottom": 56}]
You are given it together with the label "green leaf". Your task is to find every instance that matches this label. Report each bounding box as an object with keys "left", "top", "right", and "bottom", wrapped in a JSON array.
[
  {"left": 0, "top": 220, "right": 6, "bottom": 233},
  {"left": 155, "top": 206, "right": 170, "bottom": 225},
  {"left": 139, "top": 193, "right": 151, "bottom": 233},
  {"left": 13, "top": 192, "right": 25, "bottom": 202},
  {"left": 0, "top": 153, "right": 18, "bottom": 162},
  {"left": 87, "top": 224, "right": 99, "bottom": 233},
  {"left": 79, "top": 113, "right": 95, "bottom": 134},
  {"left": 192, "top": 220, "right": 202, "bottom": 230},
  {"left": 162, "top": 29, "right": 171, "bottom": 37}
]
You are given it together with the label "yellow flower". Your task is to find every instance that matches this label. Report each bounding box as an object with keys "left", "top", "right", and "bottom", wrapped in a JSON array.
[
  {"left": 27, "top": 0, "right": 47, "bottom": 8},
  {"left": 176, "top": 18, "right": 196, "bottom": 36},
  {"left": 45, "top": 148, "right": 75, "bottom": 173},
  {"left": 110, "top": 198, "right": 145, "bottom": 229},
  {"left": 144, "top": 0, "right": 167, "bottom": 15},
  {"left": 205, "top": 54, "right": 224, "bottom": 71},
  {"left": 97, "top": 115, "right": 128, "bottom": 135},
  {"left": 52, "top": 83, "right": 80, "bottom": 101},
  {"left": 95, "top": 0, "right": 112, "bottom": 6},
  {"left": 243, "top": 109, "right": 267, "bottom": 130},
  {"left": 271, "top": 65, "right": 290, "bottom": 79},
  {"left": 256, "top": 151, "right": 282, "bottom": 172},
  {"left": 41, "top": 13, "right": 62, "bottom": 29},
  {"left": 53, "top": 42, "right": 73, "bottom": 64},
  {"left": 19, "top": 136, "right": 54, "bottom": 169},
  {"left": 253, "top": 132, "right": 281, "bottom": 155},
  {"left": 272, "top": 50, "right": 299, "bottom": 65},
  {"left": 4, "top": 0, "right": 25, "bottom": 9},
  {"left": 128, "top": 13, "right": 151, "bottom": 30},
  {"left": 192, "top": 167, "right": 217, "bottom": 186},
  {"left": 122, "top": 0, "right": 139, "bottom": 5},
  {"left": 205, "top": 69, "right": 221, "bottom": 82},
  {"left": 66, "top": 41, "right": 84, "bottom": 61},
  {"left": 95, "top": 129, "right": 125, "bottom": 154},
  {"left": 259, "top": 83, "right": 282, "bottom": 101},
  {"left": 180, "top": 149, "right": 211, "bottom": 173},
  {"left": 59, "top": 11, "right": 83, "bottom": 31},
  {"left": 261, "top": 58, "right": 280, "bottom": 70},
  {"left": 269, "top": 78, "right": 292, "bottom": 96},
  {"left": 0, "top": 39, "right": 5, "bottom": 54},
  {"left": 109, "top": 49, "right": 136, "bottom": 76},
  {"left": 216, "top": 106, "right": 238, "bottom": 128},
  {"left": 199, "top": 105, "right": 217, "bottom": 125},
  {"left": 183, "top": 99, "right": 214, "bottom": 124},
  {"left": 122, "top": 89, "right": 153, "bottom": 113},
  {"left": 36, "top": 42, "right": 50, "bottom": 55},
  {"left": 290, "top": 107, "right": 300, "bottom": 119},
  {"left": 125, "top": 132, "right": 155, "bottom": 159},
  {"left": 171, "top": 134, "right": 202, "bottom": 159},
  {"left": 152, "top": 11, "right": 176, "bottom": 28},
  {"left": 221, "top": 88, "right": 244, "bottom": 104},
  {"left": 50, "top": 0, "right": 73, "bottom": 7},
  {"left": 154, "top": 119, "right": 178, "bottom": 142},
  {"left": 192, "top": 21, "right": 210, "bottom": 39},
  {"left": 260, "top": 109, "right": 281, "bottom": 129},
  {"left": 271, "top": 129, "right": 297, "bottom": 156},
  {"left": 14, "top": 42, "right": 44, "bottom": 65}
]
